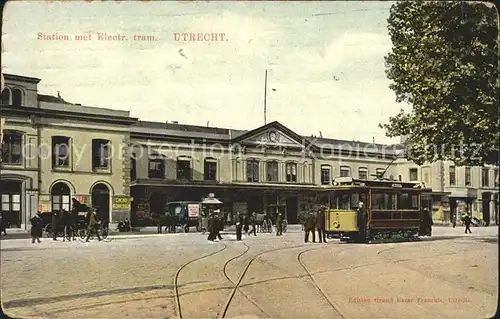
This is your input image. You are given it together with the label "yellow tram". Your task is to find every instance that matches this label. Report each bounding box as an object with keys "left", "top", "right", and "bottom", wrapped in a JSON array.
[{"left": 324, "top": 177, "right": 432, "bottom": 242}]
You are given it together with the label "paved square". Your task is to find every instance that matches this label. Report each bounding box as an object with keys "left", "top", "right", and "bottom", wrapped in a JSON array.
[{"left": 1, "top": 227, "right": 497, "bottom": 319}]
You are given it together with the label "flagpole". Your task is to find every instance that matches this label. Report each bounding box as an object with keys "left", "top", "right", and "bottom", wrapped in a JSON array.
[{"left": 264, "top": 69, "right": 268, "bottom": 125}]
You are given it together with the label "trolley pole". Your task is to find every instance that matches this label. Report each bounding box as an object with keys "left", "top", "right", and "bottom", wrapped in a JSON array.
[{"left": 264, "top": 69, "right": 268, "bottom": 125}]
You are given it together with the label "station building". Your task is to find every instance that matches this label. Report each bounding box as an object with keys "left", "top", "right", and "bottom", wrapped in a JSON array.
[
  {"left": 1, "top": 73, "right": 137, "bottom": 229},
  {"left": 1, "top": 72, "right": 498, "bottom": 229}
]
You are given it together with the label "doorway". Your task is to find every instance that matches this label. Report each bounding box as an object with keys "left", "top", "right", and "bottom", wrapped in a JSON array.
[
  {"left": 0, "top": 180, "right": 22, "bottom": 228},
  {"left": 286, "top": 197, "right": 298, "bottom": 224},
  {"left": 91, "top": 183, "right": 110, "bottom": 221}
]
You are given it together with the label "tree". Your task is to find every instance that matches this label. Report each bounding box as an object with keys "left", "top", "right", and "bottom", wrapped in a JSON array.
[{"left": 380, "top": 1, "right": 499, "bottom": 166}]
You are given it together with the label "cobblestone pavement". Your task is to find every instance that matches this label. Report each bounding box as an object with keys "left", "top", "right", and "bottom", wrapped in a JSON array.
[{"left": 1, "top": 227, "right": 497, "bottom": 319}]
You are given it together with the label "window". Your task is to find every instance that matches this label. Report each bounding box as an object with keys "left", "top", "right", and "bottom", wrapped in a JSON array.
[
  {"left": 340, "top": 166, "right": 350, "bottom": 177},
  {"left": 358, "top": 167, "right": 368, "bottom": 180},
  {"left": 376, "top": 168, "right": 385, "bottom": 179},
  {"left": 482, "top": 168, "right": 489, "bottom": 187},
  {"left": 92, "top": 139, "right": 110, "bottom": 169},
  {"left": 321, "top": 165, "right": 331, "bottom": 185},
  {"left": 495, "top": 169, "right": 499, "bottom": 187},
  {"left": 1, "top": 88, "right": 11, "bottom": 105},
  {"left": 148, "top": 156, "right": 165, "bottom": 179},
  {"left": 409, "top": 168, "right": 418, "bottom": 181},
  {"left": 449, "top": 166, "right": 455, "bottom": 185},
  {"left": 51, "top": 182, "right": 71, "bottom": 212},
  {"left": 12, "top": 88, "right": 22, "bottom": 107},
  {"left": 246, "top": 160, "right": 259, "bottom": 182},
  {"left": 465, "top": 167, "right": 471, "bottom": 186},
  {"left": 204, "top": 159, "right": 217, "bottom": 181},
  {"left": 266, "top": 161, "right": 279, "bottom": 182},
  {"left": 52, "top": 136, "right": 70, "bottom": 168},
  {"left": 1, "top": 131, "right": 22, "bottom": 164},
  {"left": 397, "top": 192, "right": 419, "bottom": 210},
  {"left": 177, "top": 158, "right": 191, "bottom": 180},
  {"left": 130, "top": 157, "right": 137, "bottom": 181},
  {"left": 371, "top": 192, "right": 395, "bottom": 210},
  {"left": 285, "top": 162, "right": 297, "bottom": 182}
]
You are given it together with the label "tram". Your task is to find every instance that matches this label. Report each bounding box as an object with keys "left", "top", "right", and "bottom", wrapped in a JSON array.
[{"left": 324, "top": 177, "right": 432, "bottom": 242}]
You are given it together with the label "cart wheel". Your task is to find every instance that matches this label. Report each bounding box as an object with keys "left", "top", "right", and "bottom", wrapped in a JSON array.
[
  {"left": 202, "top": 228, "right": 206, "bottom": 234},
  {"left": 196, "top": 225, "right": 201, "bottom": 232},
  {"left": 79, "top": 229, "right": 86, "bottom": 239},
  {"left": 184, "top": 225, "right": 190, "bottom": 233}
]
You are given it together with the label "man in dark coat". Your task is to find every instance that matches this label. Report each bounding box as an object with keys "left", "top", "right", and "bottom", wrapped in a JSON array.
[
  {"left": 61, "top": 209, "right": 72, "bottom": 242},
  {"left": 234, "top": 212, "right": 243, "bottom": 241},
  {"left": 207, "top": 210, "right": 216, "bottom": 241},
  {"left": 249, "top": 212, "right": 257, "bottom": 236},
  {"left": 304, "top": 211, "right": 317, "bottom": 243},
  {"left": 30, "top": 212, "right": 43, "bottom": 244},
  {"left": 463, "top": 213, "right": 472, "bottom": 234},
  {"left": 276, "top": 212, "right": 283, "bottom": 236},
  {"left": 357, "top": 202, "right": 368, "bottom": 242},
  {"left": 316, "top": 207, "right": 327, "bottom": 243},
  {"left": 52, "top": 210, "right": 60, "bottom": 241},
  {"left": 215, "top": 212, "right": 223, "bottom": 240}
]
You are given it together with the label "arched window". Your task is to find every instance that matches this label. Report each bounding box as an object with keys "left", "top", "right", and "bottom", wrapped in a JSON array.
[
  {"left": 12, "top": 88, "right": 22, "bottom": 107},
  {"left": 285, "top": 162, "right": 297, "bottom": 182},
  {"left": 51, "top": 182, "right": 71, "bottom": 212},
  {"left": 266, "top": 161, "right": 279, "bottom": 182},
  {"left": 176, "top": 156, "right": 191, "bottom": 180},
  {"left": 1, "top": 87, "right": 11, "bottom": 105},
  {"left": 130, "top": 155, "right": 137, "bottom": 181},
  {"left": 246, "top": 159, "right": 259, "bottom": 182},
  {"left": 1, "top": 131, "right": 22, "bottom": 164}
]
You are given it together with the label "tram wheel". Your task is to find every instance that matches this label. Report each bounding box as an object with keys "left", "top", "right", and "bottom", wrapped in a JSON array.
[{"left": 184, "top": 225, "right": 190, "bottom": 233}]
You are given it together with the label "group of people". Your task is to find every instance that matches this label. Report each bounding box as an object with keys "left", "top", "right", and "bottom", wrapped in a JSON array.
[
  {"left": 301, "top": 206, "right": 330, "bottom": 243},
  {"left": 29, "top": 198, "right": 111, "bottom": 244}
]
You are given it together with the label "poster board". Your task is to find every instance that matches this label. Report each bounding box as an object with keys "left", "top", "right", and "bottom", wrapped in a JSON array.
[
  {"left": 38, "top": 194, "right": 51, "bottom": 213},
  {"left": 112, "top": 196, "right": 130, "bottom": 221},
  {"left": 188, "top": 204, "right": 200, "bottom": 217}
]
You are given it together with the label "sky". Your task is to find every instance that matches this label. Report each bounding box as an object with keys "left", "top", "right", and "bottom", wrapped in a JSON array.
[{"left": 1, "top": 1, "right": 408, "bottom": 144}]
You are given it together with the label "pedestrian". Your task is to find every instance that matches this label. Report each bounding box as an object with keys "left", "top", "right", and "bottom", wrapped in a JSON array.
[
  {"left": 61, "top": 209, "right": 72, "bottom": 242},
  {"left": 215, "top": 212, "right": 223, "bottom": 240},
  {"left": 452, "top": 211, "right": 457, "bottom": 228},
  {"left": 52, "top": 210, "right": 60, "bottom": 241},
  {"left": 0, "top": 212, "right": 7, "bottom": 236},
  {"left": 316, "top": 207, "right": 327, "bottom": 243},
  {"left": 207, "top": 210, "right": 216, "bottom": 241},
  {"left": 463, "top": 213, "right": 472, "bottom": 234},
  {"left": 304, "top": 211, "right": 316, "bottom": 243},
  {"left": 243, "top": 214, "right": 249, "bottom": 234},
  {"left": 235, "top": 212, "right": 243, "bottom": 241},
  {"left": 85, "top": 209, "right": 102, "bottom": 242},
  {"left": 249, "top": 212, "right": 257, "bottom": 236},
  {"left": 357, "top": 202, "right": 368, "bottom": 242},
  {"left": 30, "top": 212, "right": 43, "bottom": 244},
  {"left": 155, "top": 212, "right": 163, "bottom": 234},
  {"left": 276, "top": 212, "right": 283, "bottom": 236}
]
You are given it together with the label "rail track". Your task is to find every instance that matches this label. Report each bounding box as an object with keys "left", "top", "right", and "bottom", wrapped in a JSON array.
[
  {"left": 297, "top": 249, "right": 347, "bottom": 319},
  {"left": 174, "top": 243, "right": 228, "bottom": 319},
  {"left": 218, "top": 243, "right": 310, "bottom": 318}
]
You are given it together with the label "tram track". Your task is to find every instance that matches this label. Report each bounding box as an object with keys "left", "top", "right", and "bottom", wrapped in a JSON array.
[
  {"left": 297, "top": 249, "right": 347, "bottom": 319},
  {"left": 218, "top": 243, "right": 309, "bottom": 318},
  {"left": 174, "top": 243, "right": 228, "bottom": 319}
]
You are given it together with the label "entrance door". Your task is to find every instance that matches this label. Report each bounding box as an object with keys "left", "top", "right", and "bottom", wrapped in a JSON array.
[
  {"left": 91, "top": 184, "right": 110, "bottom": 221},
  {"left": 286, "top": 197, "right": 298, "bottom": 224},
  {"left": 0, "top": 181, "right": 22, "bottom": 228}
]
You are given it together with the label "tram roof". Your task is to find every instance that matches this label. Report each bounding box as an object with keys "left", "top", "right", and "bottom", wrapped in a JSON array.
[{"left": 330, "top": 177, "right": 431, "bottom": 191}]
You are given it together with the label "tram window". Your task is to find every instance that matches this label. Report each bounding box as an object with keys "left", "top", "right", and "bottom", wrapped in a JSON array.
[
  {"left": 351, "top": 193, "right": 360, "bottom": 208},
  {"left": 398, "top": 192, "right": 412, "bottom": 209},
  {"left": 411, "top": 195, "right": 419, "bottom": 209},
  {"left": 371, "top": 192, "right": 394, "bottom": 210},
  {"left": 338, "top": 194, "right": 350, "bottom": 209}
]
